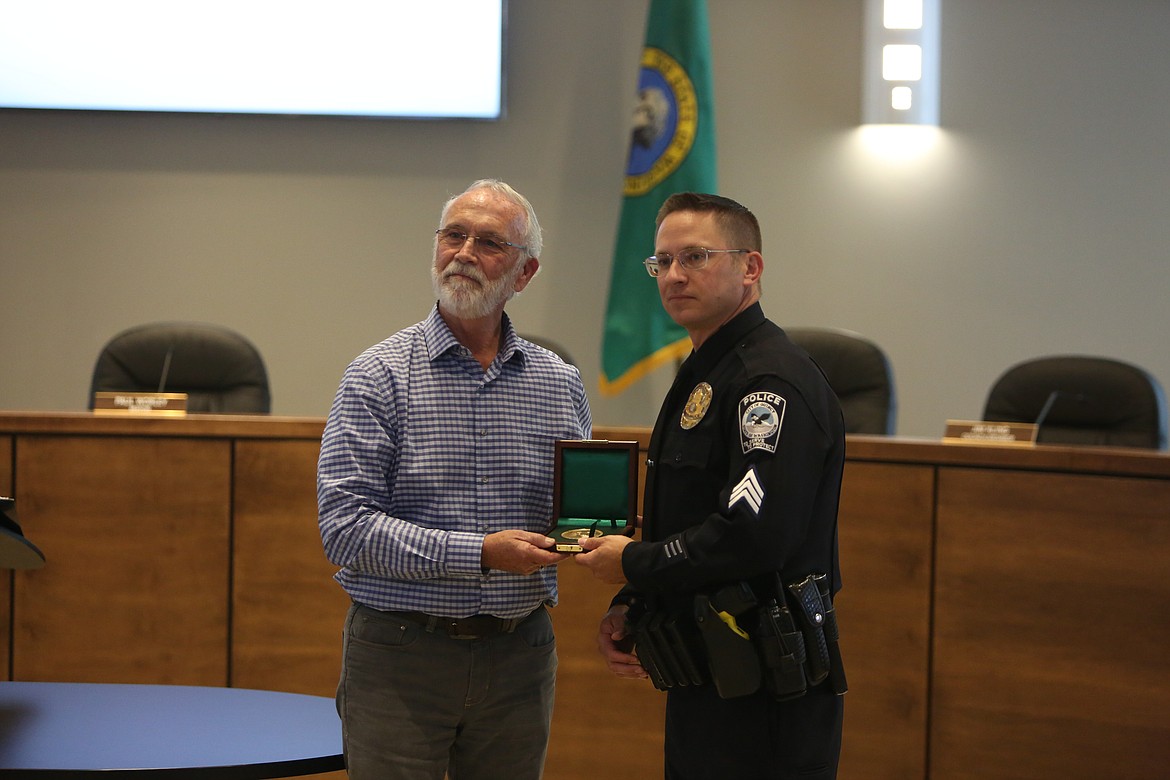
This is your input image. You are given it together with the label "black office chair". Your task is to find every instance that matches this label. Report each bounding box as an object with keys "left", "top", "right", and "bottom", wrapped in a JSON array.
[
  {"left": 519, "top": 334, "right": 576, "bottom": 367},
  {"left": 89, "top": 322, "right": 271, "bottom": 414},
  {"left": 982, "top": 355, "right": 1167, "bottom": 449},
  {"left": 785, "top": 327, "right": 897, "bottom": 435},
  {"left": 1, "top": 496, "right": 45, "bottom": 570}
]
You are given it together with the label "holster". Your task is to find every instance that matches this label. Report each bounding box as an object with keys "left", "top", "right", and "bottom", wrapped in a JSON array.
[
  {"left": 786, "top": 573, "right": 848, "bottom": 695},
  {"left": 754, "top": 589, "right": 809, "bottom": 700},
  {"left": 693, "top": 583, "right": 761, "bottom": 699},
  {"left": 814, "top": 573, "right": 848, "bottom": 695}
]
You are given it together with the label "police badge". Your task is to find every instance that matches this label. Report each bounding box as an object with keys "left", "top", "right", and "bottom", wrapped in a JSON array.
[{"left": 681, "top": 382, "right": 712, "bottom": 430}]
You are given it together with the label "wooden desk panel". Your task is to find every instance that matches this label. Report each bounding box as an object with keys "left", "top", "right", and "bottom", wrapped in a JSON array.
[
  {"left": 836, "top": 461, "right": 934, "bottom": 780},
  {"left": 5, "top": 415, "right": 1170, "bottom": 780},
  {"left": 1, "top": 434, "right": 11, "bottom": 677},
  {"left": 232, "top": 438, "right": 350, "bottom": 696},
  {"left": 932, "top": 468, "right": 1170, "bottom": 780},
  {"left": 1, "top": 435, "right": 11, "bottom": 494},
  {"left": 12, "top": 435, "right": 231, "bottom": 684}
]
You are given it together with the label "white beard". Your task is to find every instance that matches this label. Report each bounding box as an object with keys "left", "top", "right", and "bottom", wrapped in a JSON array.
[{"left": 431, "top": 259, "right": 521, "bottom": 319}]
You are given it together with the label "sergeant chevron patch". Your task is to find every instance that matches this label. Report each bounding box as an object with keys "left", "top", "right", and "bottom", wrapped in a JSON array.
[{"left": 728, "top": 467, "right": 764, "bottom": 515}]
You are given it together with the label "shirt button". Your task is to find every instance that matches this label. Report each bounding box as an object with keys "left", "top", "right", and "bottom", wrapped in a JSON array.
[
  {"left": 479, "top": 429, "right": 488, "bottom": 437},
  {"left": 480, "top": 476, "right": 489, "bottom": 484}
]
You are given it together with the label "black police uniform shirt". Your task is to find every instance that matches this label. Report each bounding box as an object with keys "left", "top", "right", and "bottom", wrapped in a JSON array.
[{"left": 621, "top": 303, "right": 846, "bottom": 604}]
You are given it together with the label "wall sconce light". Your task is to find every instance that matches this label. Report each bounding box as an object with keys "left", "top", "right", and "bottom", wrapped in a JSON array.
[{"left": 862, "top": 0, "right": 940, "bottom": 125}]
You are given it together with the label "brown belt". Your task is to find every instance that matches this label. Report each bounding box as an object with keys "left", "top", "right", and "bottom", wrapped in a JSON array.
[{"left": 390, "top": 609, "right": 536, "bottom": 640}]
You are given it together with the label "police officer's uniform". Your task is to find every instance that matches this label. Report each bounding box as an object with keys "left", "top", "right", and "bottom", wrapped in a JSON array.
[{"left": 618, "top": 302, "right": 846, "bottom": 780}]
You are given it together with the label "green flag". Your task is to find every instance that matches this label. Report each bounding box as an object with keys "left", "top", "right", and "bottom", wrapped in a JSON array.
[{"left": 600, "top": 0, "right": 716, "bottom": 396}]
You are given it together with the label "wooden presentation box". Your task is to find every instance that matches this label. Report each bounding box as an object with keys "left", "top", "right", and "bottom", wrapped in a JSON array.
[{"left": 550, "top": 439, "right": 639, "bottom": 552}]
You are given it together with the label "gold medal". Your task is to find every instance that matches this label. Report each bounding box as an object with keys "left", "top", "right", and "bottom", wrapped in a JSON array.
[
  {"left": 561, "top": 527, "right": 604, "bottom": 540},
  {"left": 680, "top": 382, "right": 713, "bottom": 430}
]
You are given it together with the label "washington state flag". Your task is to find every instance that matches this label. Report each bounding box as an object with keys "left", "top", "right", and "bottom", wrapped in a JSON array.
[{"left": 599, "top": 0, "right": 716, "bottom": 396}]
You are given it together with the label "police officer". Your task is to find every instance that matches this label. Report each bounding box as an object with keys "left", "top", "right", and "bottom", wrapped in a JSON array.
[{"left": 576, "top": 192, "right": 846, "bottom": 779}]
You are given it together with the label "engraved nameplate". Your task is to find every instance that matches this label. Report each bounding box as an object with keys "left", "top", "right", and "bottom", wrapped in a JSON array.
[
  {"left": 942, "top": 419, "right": 1037, "bottom": 447},
  {"left": 93, "top": 392, "right": 189, "bottom": 416}
]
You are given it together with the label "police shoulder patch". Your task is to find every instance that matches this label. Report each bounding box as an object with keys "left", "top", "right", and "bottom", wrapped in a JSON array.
[{"left": 739, "top": 391, "right": 785, "bottom": 454}]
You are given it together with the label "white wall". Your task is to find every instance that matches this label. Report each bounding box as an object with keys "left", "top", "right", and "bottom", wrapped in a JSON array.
[{"left": 2, "top": 0, "right": 1168, "bottom": 439}]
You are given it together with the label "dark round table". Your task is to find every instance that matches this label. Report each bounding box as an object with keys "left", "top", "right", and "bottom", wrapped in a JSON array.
[{"left": 0, "top": 681, "right": 343, "bottom": 778}]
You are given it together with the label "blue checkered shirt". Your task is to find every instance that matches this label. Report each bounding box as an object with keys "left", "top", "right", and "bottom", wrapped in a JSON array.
[{"left": 318, "top": 305, "right": 592, "bottom": 619}]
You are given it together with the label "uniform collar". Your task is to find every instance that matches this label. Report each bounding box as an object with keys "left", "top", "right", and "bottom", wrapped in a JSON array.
[{"left": 681, "top": 302, "right": 766, "bottom": 379}]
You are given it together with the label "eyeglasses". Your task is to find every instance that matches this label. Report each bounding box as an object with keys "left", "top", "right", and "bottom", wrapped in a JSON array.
[
  {"left": 643, "top": 247, "right": 748, "bottom": 277},
  {"left": 435, "top": 228, "right": 527, "bottom": 259}
]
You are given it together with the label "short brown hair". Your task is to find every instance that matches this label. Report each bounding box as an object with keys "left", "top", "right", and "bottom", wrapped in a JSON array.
[{"left": 655, "top": 192, "right": 762, "bottom": 252}]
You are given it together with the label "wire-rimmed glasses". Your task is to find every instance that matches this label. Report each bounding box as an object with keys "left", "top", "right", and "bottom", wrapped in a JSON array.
[
  {"left": 435, "top": 228, "right": 527, "bottom": 259},
  {"left": 643, "top": 247, "right": 747, "bottom": 277}
]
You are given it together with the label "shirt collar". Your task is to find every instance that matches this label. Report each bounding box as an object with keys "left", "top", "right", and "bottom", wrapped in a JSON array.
[{"left": 421, "top": 303, "right": 521, "bottom": 364}]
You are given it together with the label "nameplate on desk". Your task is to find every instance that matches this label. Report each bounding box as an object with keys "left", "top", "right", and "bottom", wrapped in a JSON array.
[
  {"left": 93, "top": 392, "right": 189, "bottom": 416},
  {"left": 943, "top": 420, "right": 1036, "bottom": 447}
]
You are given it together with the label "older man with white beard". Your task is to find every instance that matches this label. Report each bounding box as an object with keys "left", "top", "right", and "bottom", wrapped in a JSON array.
[{"left": 318, "top": 179, "right": 592, "bottom": 780}]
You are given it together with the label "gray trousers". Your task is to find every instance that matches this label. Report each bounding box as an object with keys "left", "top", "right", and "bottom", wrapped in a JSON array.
[{"left": 337, "top": 602, "right": 557, "bottom": 780}]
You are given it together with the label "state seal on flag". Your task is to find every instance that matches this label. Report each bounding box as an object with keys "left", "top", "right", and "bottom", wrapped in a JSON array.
[{"left": 624, "top": 47, "right": 698, "bottom": 197}]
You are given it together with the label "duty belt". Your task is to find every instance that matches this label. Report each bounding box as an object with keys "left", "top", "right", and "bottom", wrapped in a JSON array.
[{"left": 630, "top": 575, "right": 847, "bottom": 700}]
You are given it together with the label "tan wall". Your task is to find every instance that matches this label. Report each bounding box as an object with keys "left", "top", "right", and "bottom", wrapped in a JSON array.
[{"left": 3, "top": 2, "right": 1170, "bottom": 440}]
